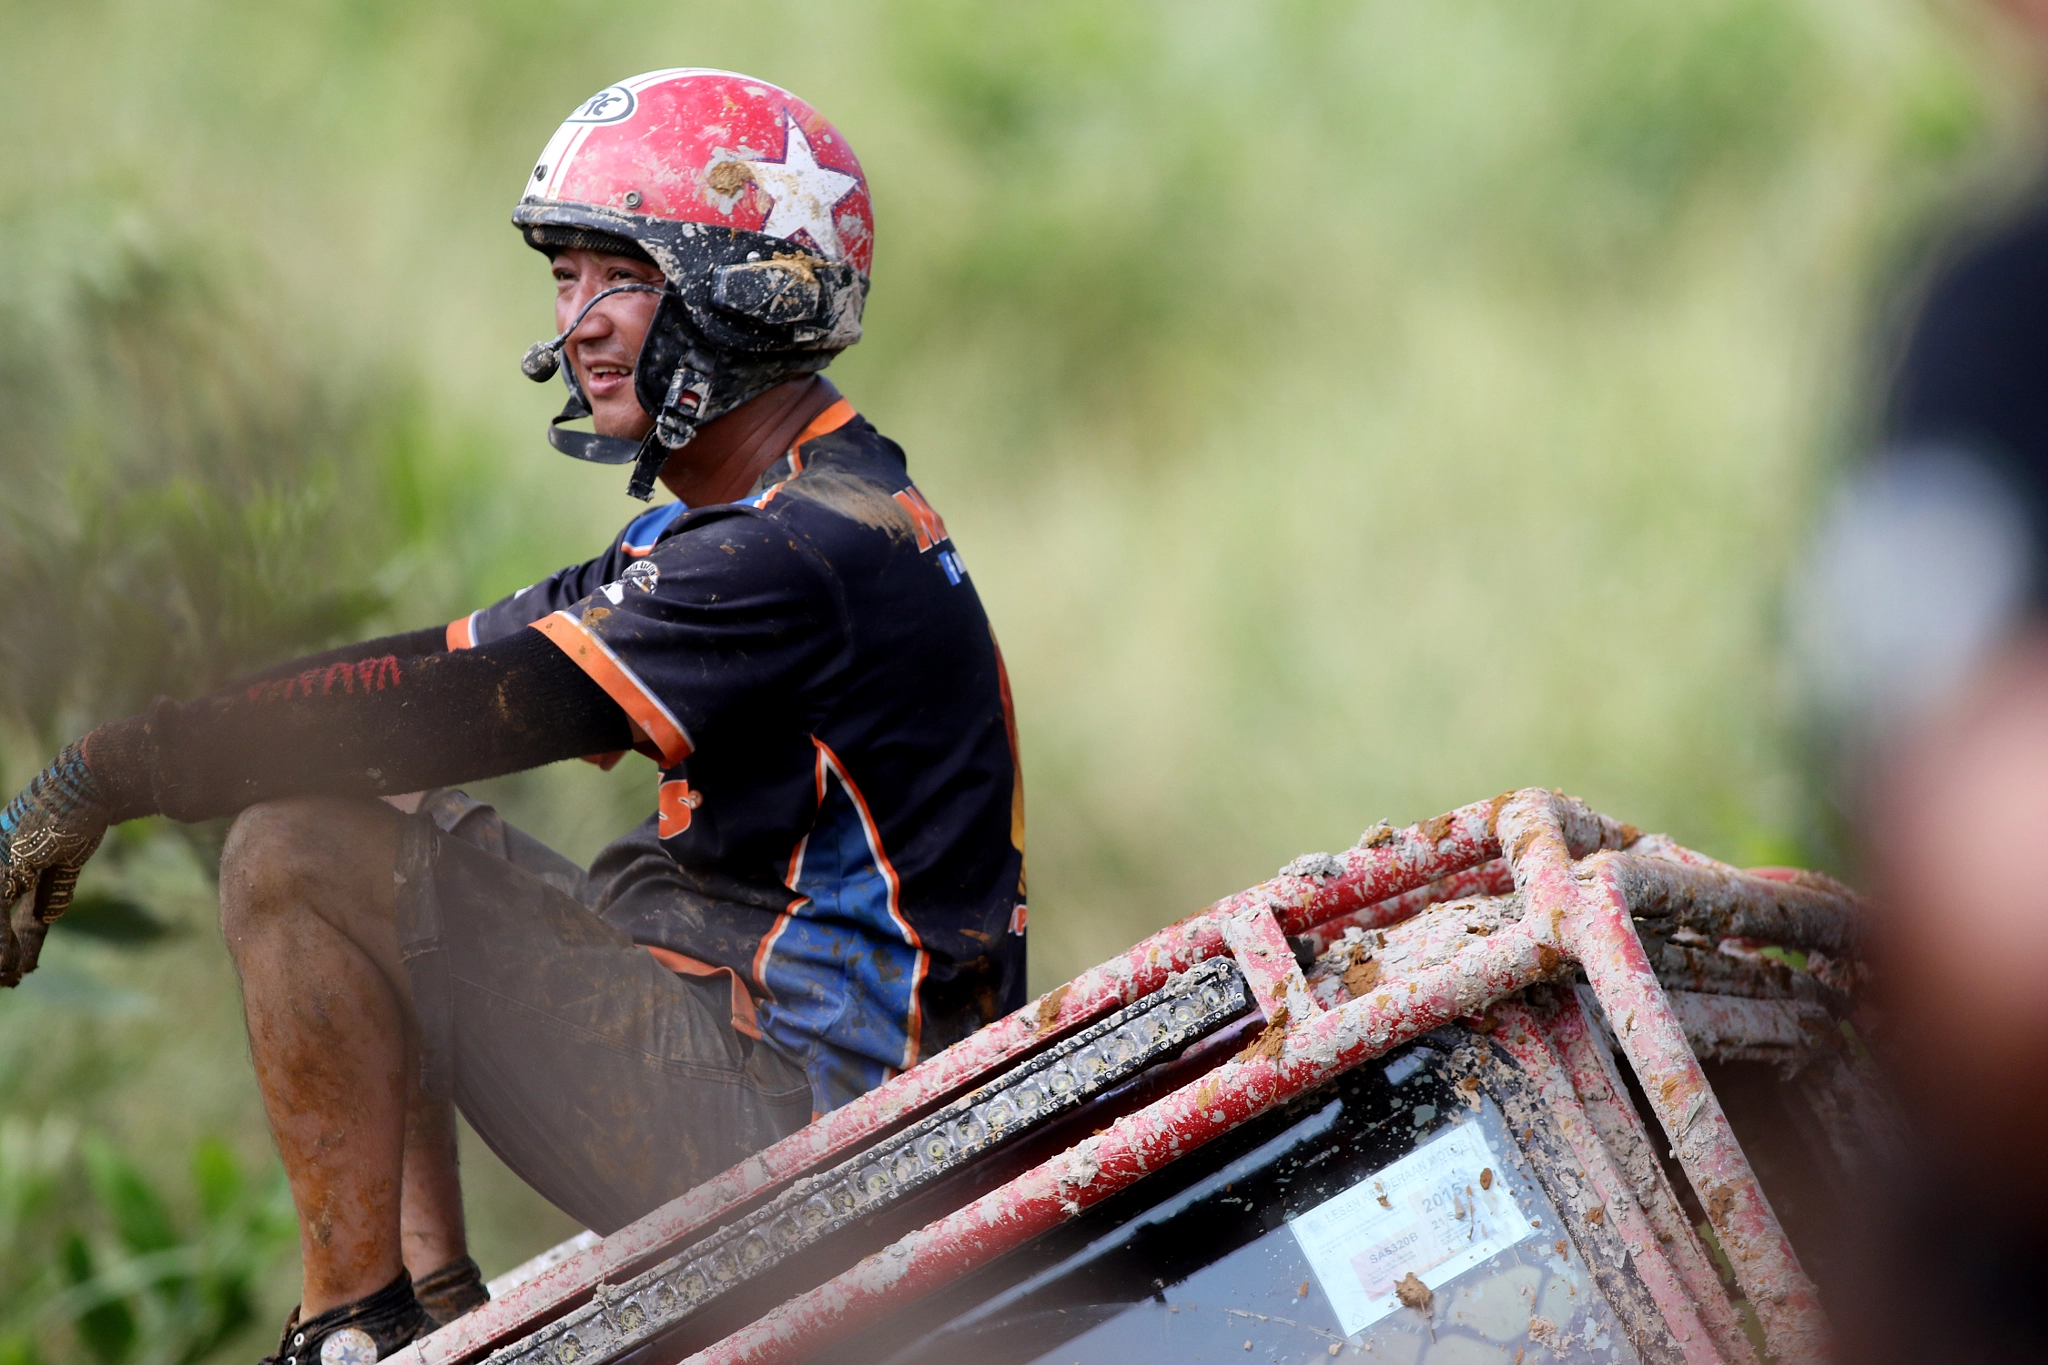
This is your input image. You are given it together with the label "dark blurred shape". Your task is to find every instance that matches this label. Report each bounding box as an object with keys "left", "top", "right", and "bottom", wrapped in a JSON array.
[
  {"left": 1796, "top": 201, "right": 2048, "bottom": 729},
  {"left": 51, "top": 890, "right": 176, "bottom": 945},
  {"left": 1798, "top": 52, "right": 2048, "bottom": 1358},
  {"left": 1891, "top": 203, "right": 2048, "bottom": 519}
]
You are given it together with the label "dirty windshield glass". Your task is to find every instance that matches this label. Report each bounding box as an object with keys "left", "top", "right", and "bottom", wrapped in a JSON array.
[{"left": 824, "top": 1042, "right": 1644, "bottom": 1365}]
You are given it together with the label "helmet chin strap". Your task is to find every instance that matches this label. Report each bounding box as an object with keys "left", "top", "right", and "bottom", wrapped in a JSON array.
[
  {"left": 612, "top": 356, "right": 707, "bottom": 500},
  {"left": 625, "top": 429, "right": 677, "bottom": 501}
]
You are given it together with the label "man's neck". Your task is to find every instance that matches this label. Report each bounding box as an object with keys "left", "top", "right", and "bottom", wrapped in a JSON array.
[{"left": 655, "top": 376, "right": 842, "bottom": 506}]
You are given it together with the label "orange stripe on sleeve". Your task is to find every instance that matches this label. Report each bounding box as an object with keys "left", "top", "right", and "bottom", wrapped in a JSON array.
[
  {"left": 528, "top": 611, "right": 694, "bottom": 766},
  {"left": 445, "top": 614, "right": 477, "bottom": 650}
]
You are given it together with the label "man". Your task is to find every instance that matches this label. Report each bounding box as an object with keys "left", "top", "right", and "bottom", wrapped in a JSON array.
[{"left": 0, "top": 69, "right": 1026, "bottom": 1365}]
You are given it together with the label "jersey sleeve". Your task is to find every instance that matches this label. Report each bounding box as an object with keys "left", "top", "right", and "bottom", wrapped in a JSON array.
[
  {"left": 524, "top": 511, "right": 843, "bottom": 766},
  {"left": 446, "top": 502, "right": 690, "bottom": 649}
]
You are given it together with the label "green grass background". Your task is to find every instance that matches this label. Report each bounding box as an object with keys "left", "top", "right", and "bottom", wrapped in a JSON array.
[{"left": 0, "top": 0, "right": 2039, "bottom": 1357}]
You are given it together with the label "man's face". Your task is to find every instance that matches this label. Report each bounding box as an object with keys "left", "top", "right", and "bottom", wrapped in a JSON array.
[{"left": 551, "top": 248, "right": 667, "bottom": 440}]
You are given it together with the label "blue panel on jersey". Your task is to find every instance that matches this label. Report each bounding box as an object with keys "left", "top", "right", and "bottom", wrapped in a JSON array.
[
  {"left": 757, "top": 772, "right": 922, "bottom": 1111},
  {"left": 620, "top": 502, "right": 688, "bottom": 556}
]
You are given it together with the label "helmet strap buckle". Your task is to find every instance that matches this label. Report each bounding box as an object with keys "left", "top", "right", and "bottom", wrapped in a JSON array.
[{"left": 625, "top": 430, "right": 672, "bottom": 501}]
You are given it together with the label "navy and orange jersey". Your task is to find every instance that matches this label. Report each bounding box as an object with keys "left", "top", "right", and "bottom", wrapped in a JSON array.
[{"left": 450, "top": 401, "right": 1028, "bottom": 1111}]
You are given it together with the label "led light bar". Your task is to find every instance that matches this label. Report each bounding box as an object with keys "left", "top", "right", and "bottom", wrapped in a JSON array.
[{"left": 491, "top": 958, "right": 1252, "bottom": 1365}]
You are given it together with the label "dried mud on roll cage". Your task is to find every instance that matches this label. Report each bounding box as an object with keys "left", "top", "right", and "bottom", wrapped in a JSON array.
[{"left": 391, "top": 788, "right": 1889, "bottom": 1365}]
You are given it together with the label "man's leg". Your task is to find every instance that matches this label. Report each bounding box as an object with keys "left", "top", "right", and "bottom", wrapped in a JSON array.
[
  {"left": 218, "top": 797, "right": 466, "bottom": 1317},
  {"left": 406, "top": 802, "right": 815, "bottom": 1237},
  {"left": 221, "top": 786, "right": 813, "bottom": 1301},
  {"left": 399, "top": 1092, "right": 466, "bottom": 1281}
]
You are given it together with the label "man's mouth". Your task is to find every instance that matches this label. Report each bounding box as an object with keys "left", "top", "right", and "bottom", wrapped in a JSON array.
[{"left": 584, "top": 363, "right": 634, "bottom": 396}]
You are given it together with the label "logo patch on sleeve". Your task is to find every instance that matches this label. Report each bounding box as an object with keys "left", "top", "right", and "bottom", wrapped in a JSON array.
[{"left": 600, "top": 559, "right": 662, "bottom": 606}]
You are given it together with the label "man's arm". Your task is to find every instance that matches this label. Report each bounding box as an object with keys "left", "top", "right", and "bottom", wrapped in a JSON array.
[
  {"left": 95, "top": 629, "right": 632, "bottom": 820},
  {"left": 0, "top": 630, "right": 631, "bottom": 983},
  {"left": 229, "top": 626, "right": 452, "bottom": 687}
]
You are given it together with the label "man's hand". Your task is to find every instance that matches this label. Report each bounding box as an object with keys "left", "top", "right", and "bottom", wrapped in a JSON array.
[{"left": 0, "top": 743, "right": 112, "bottom": 986}]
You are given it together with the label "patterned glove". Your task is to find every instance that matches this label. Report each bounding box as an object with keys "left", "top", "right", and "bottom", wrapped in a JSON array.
[{"left": 0, "top": 743, "right": 112, "bottom": 986}]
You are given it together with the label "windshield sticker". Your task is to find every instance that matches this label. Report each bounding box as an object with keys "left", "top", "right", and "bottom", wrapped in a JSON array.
[{"left": 1289, "top": 1121, "right": 1535, "bottom": 1337}]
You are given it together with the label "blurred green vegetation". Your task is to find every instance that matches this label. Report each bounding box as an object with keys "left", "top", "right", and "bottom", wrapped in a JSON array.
[
  {"left": 0, "top": 0, "right": 2037, "bottom": 1359},
  {"left": 0, "top": 1121, "right": 293, "bottom": 1365}
]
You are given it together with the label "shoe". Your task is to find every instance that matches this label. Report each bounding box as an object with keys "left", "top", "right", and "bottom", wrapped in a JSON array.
[{"left": 261, "top": 1270, "right": 435, "bottom": 1365}]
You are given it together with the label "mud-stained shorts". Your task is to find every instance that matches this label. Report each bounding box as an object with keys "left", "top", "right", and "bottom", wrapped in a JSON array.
[{"left": 392, "top": 790, "right": 813, "bottom": 1236}]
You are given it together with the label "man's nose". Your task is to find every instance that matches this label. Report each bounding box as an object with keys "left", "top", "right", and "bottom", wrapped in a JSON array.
[{"left": 559, "top": 284, "right": 620, "bottom": 340}]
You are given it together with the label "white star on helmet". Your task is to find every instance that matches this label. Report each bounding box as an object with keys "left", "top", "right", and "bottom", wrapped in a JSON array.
[{"left": 744, "top": 118, "right": 860, "bottom": 262}]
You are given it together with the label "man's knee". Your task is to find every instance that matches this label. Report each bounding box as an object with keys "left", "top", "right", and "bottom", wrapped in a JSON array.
[{"left": 219, "top": 797, "right": 400, "bottom": 952}]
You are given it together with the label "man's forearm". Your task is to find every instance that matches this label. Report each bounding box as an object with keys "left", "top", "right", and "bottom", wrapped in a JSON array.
[
  {"left": 229, "top": 625, "right": 453, "bottom": 688},
  {"left": 86, "top": 630, "right": 632, "bottom": 823}
]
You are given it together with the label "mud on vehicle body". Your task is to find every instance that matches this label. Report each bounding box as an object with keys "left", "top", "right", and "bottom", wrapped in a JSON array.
[{"left": 399, "top": 788, "right": 1886, "bottom": 1365}]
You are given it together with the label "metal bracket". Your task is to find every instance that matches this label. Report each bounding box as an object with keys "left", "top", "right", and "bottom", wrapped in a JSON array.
[{"left": 1220, "top": 907, "right": 1318, "bottom": 1023}]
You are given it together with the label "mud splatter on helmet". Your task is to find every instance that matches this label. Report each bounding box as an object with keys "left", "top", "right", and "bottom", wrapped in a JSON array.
[{"left": 513, "top": 69, "right": 873, "bottom": 498}]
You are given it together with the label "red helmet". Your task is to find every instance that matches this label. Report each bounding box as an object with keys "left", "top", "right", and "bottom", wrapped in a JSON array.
[{"left": 512, "top": 70, "right": 873, "bottom": 498}]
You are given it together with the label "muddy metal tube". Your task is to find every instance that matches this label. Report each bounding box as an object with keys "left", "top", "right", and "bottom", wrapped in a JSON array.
[
  {"left": 1495, "top": 790, "right": 1832, "bottom": 1361},
  {"left": 1545, "top": 993, "right": 1758, "bottom": 1362},
  {"left": 1603, "top": 853, "right": 1867, "bottom": 960},
  {"left": 1301, "top": 857, "right": 1516, "bottom": 952},
  {"left": 1488, "top": 1000, "right": 1730, "bottom": 1365}
]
